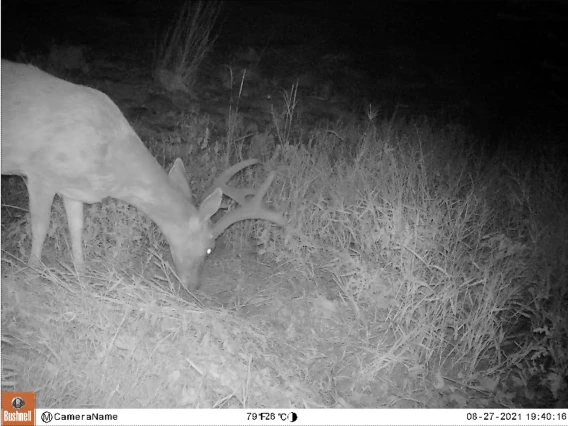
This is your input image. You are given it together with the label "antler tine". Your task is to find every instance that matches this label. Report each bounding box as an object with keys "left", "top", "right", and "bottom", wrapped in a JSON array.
[
  {"left": 203, "top": 159, "right": 260, "bottom": 203},
  {"left": 211, "top": 171, "right": 286, "bottom": 238}
]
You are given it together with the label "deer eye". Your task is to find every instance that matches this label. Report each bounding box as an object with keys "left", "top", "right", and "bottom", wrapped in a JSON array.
[{"left": 206, "top": 248, "right": 212, "bottom": 256}]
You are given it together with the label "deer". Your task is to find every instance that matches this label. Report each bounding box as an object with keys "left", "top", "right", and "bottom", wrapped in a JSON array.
[{"left": 1, "top": 60, "right": 286, "bottom": 290}]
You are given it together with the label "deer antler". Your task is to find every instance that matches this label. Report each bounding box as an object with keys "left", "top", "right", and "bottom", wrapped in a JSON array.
[
  {"left": 203, "top": 159, "right": 259, "bottom": 204},
  {"left": 208, "top": 160, "right": 286, "bottom": 238}
]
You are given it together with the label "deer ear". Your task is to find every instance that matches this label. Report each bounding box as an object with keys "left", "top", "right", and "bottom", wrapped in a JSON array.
[
  {"left": 168, "top": 158, "right": 192, "bottom": 199},
  {"left": 199, "top": 187, "right": 222, "bottom": 221}
]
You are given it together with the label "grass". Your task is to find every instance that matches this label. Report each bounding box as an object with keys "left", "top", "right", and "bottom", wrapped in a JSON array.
[{"left": 1, "top": 84, "right": 566, "bottom": 407}]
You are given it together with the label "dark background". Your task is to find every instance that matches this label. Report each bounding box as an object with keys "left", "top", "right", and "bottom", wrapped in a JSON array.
[{"left": 2, "top": 0, "right": 567, "bottom": 153}]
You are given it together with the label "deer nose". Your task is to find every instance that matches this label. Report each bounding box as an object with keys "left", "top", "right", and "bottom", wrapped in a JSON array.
[{"left": 178, "top": 264, "right": 203, "bottom": 292}]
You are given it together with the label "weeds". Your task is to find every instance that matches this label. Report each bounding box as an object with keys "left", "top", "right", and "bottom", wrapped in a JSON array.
[{"left": 153, "top": 1, "right": 222, "bottom": 93}]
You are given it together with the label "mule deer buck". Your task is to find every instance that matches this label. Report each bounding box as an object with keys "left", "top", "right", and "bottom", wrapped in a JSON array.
[{"left": 1, "top": 60, "right": 286, "bottom": 290}]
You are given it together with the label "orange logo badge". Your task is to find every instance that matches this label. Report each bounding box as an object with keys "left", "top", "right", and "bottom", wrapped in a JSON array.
[{"left": 2, "top": 392, "right": 35, "bottom": 426}]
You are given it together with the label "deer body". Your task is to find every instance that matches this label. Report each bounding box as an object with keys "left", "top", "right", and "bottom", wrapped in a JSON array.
[{"left": 1, "top": 60, "right": 284, "bottom": 289}]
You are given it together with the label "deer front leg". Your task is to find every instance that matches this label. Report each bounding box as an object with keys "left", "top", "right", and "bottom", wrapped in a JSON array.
[
  {"left": 26, "top": 176, "right": 55, "bottom": 268},
  {"left": 62, "top": 196, "right": 85, "bottom": 272}
]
